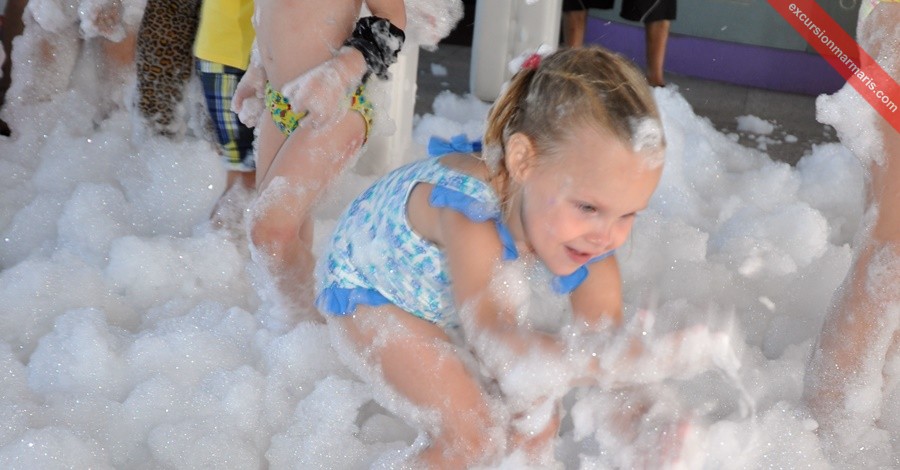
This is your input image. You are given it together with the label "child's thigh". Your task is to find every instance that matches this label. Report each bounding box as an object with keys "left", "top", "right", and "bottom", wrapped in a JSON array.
[
  {"left": 259, "top": 111, "right": 366, "bottom": 191},
  {"left": 333, "top": 305, "right": 494, "bottom": 421},
  {"left": 255, "top": 117, "right": 287, "bottom": 189},
  {"left": 871, "top": 120, "right": 900, "bottom": 242}
]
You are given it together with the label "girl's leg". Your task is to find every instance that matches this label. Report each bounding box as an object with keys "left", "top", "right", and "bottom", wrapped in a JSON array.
[
  {"left": 250, "top": 112, "right": 366, "bottom": 316},
  {"left": 509, "top": 406, "right": 561, "bottom": 463},
  {"left": 334, "top": 305, "right": 502, "bottom": 468}
]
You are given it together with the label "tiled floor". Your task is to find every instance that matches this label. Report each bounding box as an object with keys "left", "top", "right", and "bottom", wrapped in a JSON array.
[{"left": 414, "top": 43, "right": 839, "bottom": 166}]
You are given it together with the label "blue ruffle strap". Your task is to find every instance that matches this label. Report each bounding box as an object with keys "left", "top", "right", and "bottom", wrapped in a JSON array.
[
  {"left": 429, "top": 185, "right": 497, "bottom": 223},
  {"left": 495, "top": 222, "right": 519, "bottom": 261},
  {"left": 316, "top": 286, "right": 391, "bottom": 315},
  {"left": 551, "top": 251, "right": 615, "bottom": 294},
  {"left": 428, "top": 187, "right": 518, "bottom": 261},
  {"left": 428, "top": 134, "right": 483, "bottom": 157}
]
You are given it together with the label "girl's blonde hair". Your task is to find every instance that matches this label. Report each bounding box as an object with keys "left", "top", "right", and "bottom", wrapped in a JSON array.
[{"left": 484, "top": 46, "right": 664, "bottom": 202}]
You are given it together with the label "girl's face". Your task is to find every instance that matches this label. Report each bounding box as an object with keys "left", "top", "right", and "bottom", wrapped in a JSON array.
[{"left": 509, "top": 126, "right": 663, "bottom": 276}]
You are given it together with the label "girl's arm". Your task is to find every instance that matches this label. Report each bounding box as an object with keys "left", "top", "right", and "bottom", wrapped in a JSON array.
[
  {"left": 570, "top": 255, "right": 624, "bottom": 330},
  {"left": 439, "top": 208, "right": 562, "bottom": 358},
  {"left": 438, "top": 205, "right": 604, "bottom": 429}
]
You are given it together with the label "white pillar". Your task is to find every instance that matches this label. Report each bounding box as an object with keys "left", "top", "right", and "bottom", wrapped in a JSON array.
[
  {"left": 354, "top": 44, "right": 420, "bottom": 175},
  {"left": 470, "top": 0, "right": 562, "bottom": 101}
]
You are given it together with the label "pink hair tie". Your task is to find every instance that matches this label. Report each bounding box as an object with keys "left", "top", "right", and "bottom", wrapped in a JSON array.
[
  {"left": 521, "top": 53, "right": 542, "bottom": 70},
  {"left": 509, "top": 45, "right": 555, "bottom": 74}
]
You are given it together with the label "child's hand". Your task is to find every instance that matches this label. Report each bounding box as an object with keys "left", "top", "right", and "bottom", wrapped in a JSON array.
[
  {"left": 280, "top": 51, "right": 365, "bottom": 130},
  {"left": 232, "top": 64, "right": 266, "bottom": 128},
  {"left": 79, "top": 0, "right": 126, "bottom": 41},
  {"left": 405, "top": 0, "right": 463, "bottom": 49},
  {"left": 603, "top": 310, "right": 741, "bottom": 386}
]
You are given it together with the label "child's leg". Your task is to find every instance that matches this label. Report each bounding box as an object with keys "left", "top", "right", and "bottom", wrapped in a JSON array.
[
  {"left": 11, "top": 20, "right": 80, "bottom": 103},
  {"left": 804, "top": 7, "right": 900, "bottom": 441},
  {"left": 806, "top": 123, "right": 900, "bottom": 405},
  {"left": 252, "top": 111, "right": 287, "bottom": 189},
  {"left": 250, "top": 112, "right": 366, "bottom": 315},
  {"left": 100, "top": 30, "right": 137, "bottom": 72},
  {"left": 333, "top": 305, "right": 503, "bottom": 468},
  {"left": 509, "top": 406, "right": 561, "bottom": 463},
  {"left": 196, "top": 60, "right": 257, "bottom": 223},
  {"left": 87, "top": 30, "right": 137, "bottom": 120}
]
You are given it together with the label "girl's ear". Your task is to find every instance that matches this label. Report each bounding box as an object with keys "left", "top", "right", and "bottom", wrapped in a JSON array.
[{"left": 505, "top": 132, "right": 537, "bottom": 183}]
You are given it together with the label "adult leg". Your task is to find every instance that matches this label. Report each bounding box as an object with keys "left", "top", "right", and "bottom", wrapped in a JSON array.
[
  {"left": 134, "top": 0, "right": 201, "bottom": 137},
  {"left": 1, "top": 0, "right": 27, "bottom": 99},
  {"left": 333, "top": 305, "right": 502, "bottom": 468},
  {"left": 645, "top": 19, "right": 670, "bottom": 87},
  {"left": 562, "top": 10, "right": 587, "bottom": 48}
]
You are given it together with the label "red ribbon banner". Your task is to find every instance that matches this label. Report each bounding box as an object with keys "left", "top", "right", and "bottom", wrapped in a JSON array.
[{"left": 768, "top": 0, "right": 900, "bottom": 134}]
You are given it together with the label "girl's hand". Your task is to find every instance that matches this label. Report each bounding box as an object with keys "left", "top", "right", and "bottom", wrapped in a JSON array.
[
  {"left": 580, "top": 310, "right": 741, "bottom": 388},
  {"left": 279, "top": 48, "right": 366, "bottom": 130}
]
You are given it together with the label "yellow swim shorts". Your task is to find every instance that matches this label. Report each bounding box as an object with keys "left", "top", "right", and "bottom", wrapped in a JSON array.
[{"left": 264, "top": 82, "right": 374, "bottom": 140}]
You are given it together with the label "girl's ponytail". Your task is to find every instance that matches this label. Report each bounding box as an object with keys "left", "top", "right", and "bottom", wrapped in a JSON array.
[
  {"left": 483, "top": 67, "right": 537, "bottom": 155},
  {"left": 482, "top": 67, "right": 538, "bottom": 206}
]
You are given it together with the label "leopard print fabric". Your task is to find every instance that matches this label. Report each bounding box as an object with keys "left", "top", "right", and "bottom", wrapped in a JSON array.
[{"left": 134, "top": 0, "right": 201, "bottom": 137}]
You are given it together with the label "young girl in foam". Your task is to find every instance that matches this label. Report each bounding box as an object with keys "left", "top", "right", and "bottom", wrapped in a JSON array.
[
  {"left": 804, "top": 3, "right": 900, "bottom": 465},
  {"left": 231, "top": 0, "right": 407, "bottom": 324},
  {"left": 316, "top": 46, "right": 670, "bottom": 467}
]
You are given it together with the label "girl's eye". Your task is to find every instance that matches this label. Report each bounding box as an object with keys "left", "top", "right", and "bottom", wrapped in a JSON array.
[{"left": 577, "top": 203, "right": 597, "bottom": 214}]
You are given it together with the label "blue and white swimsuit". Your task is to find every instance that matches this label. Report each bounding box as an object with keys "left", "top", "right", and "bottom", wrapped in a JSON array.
[{"left": 316, "top": 136, "right": 612, "bottom": 328}]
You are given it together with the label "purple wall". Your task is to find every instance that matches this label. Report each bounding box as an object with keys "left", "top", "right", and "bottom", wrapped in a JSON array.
[{"left": 586, "top": 18, "right": 846, "bottom": 96}]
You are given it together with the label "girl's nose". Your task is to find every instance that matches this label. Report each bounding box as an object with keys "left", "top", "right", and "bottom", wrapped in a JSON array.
[
  {"left": 584, "top": 220, "right": 613, "bottom": 246},
  {"left": 586, "top": 216, "right": 633, "bottom": 250}
]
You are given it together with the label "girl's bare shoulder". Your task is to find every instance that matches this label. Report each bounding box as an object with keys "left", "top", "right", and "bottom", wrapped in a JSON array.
[
  {"left": 438, "top": 152, "right": 492, "bottom": 182},
  {"left": 407, "top": 152, "right": 494, "bottom": 248}
]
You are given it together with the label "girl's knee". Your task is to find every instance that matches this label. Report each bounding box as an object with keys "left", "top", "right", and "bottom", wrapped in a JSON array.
[
  {"left": 249, "top": 215, "right": 300, "bottom": 252},
  {"left": 434, "top": 408, "right": 505, "bottom": 465}
]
